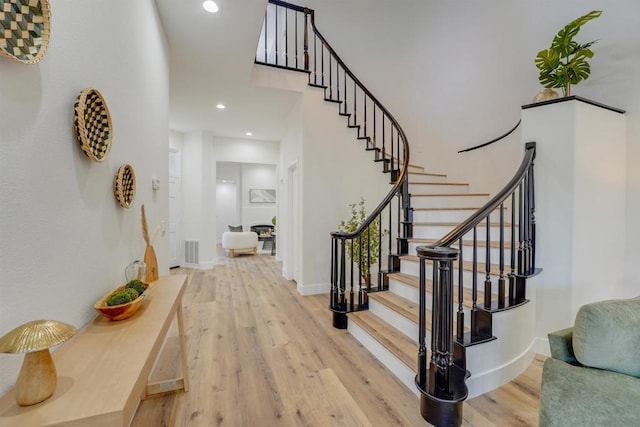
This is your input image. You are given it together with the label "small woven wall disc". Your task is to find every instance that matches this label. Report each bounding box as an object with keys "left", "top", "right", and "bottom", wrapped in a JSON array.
[
  {"left": 73, "top": 88, "right": 113, "bottom": 162},
  {"left": 113, "top": 164, "right": 136, "bottom": 208},
  {"left": 0, "top": 0, "right": 51, "bottom": 64}
]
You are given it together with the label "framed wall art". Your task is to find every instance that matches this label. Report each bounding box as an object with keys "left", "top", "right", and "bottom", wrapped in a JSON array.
[{"left": 249, "top": 189, "right": 276, "bottom": 203}]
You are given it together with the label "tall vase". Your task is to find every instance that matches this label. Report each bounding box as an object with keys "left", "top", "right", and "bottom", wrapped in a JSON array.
[{"left": 144, "top": 245, "right": 159, "bottom": 282}]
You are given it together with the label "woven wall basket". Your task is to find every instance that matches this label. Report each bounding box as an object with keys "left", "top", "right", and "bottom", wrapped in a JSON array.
[
  {"left": 113, "top": 164, "right": 136, "bottom": 208},
  {"left": 73, "top": 88, "right": 113, "bottom": 162},
  {"left": 0, "top": 0, "right": 51, "bottom": 64}
]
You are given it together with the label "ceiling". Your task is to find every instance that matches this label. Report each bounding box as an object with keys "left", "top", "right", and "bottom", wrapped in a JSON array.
[{"left": 154, "top": 0, "right": 300, "bottom": 141}]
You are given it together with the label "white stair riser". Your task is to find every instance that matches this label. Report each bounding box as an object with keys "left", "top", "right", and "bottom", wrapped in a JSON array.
[
  {"left": 412, "top": 224, "right": 513, "bottom": 241},
  {"left": 347, "top": 321, "right": 420, "bottom": 396},
  {"left": 412, "top": 209, "right": 507, "bottom": 223},
  {"left": 408, "top": 184, "right": 469, "bottom": 194},
  {"left": 368, "top": 299, "right": 419, "bottom": 343},
  {"left": 410, "top": 195, "right": 489, "bottom": 209},
  {"left": 400, "top": 259, "right": 503, "bottom": 284},
  {"left": 388, "top": 278, "right": 419, "bottom": 303},
  {"left": 408, "top": 242, "right": 510, "bottom": 262},
  {"left": 412, "top": 210, "right": 477, "bottom": 223},
  {"left": 407, "top": 174, "right": 447, "bottom": 183}
]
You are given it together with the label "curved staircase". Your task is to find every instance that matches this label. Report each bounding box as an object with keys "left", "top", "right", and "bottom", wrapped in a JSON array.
[{"left": 255, "top": 2, "right": 540, "bottom": 425}]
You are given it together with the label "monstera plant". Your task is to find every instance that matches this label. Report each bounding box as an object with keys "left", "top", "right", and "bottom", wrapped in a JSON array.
[{"left": 535, "top": 10, "right": 602, "bottom": 96}]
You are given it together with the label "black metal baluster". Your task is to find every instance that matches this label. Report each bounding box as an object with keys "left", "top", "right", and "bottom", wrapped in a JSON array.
[
  {"left": 457, "top": 237, "right": 464, "bottom": 341},
  {"left": 263, "top": 6, "right": 268, "bottom": 63},
  {"left": 471, "top": 227, "right": 478, "bottom": 338},
  {"left": 343, "top": 70, "right": 347, "bottom": 114},
  {"left": 353, "top": 81, "right": 357, "bottom": 126},
  {"left": 340, "top": 239, "right": 346, "bottom": 311},
  {"left": 484, "top": 216, "right": 492, "bottom": 309},
  {"left": 498, "top": 203, "right": 505, "bottom": 307},
  {"left": 518, "top": 183, "right": 525, "bottom": 275},
  {"left": 285, "top": 8, "right": 288, "bottom": 67},
  {"left": 321, "top": 43, "right": 324, "bottom": 87},
  {"left": 336, "top": 65, "right": 340, "bottom": 103},
  {"left": 529, "top": 161, "right": 537, "bottom": 272},
  {"left": 509, "top": 193, "right": 516, "bottom": 303},
  {"left": 382, "top": 114, "right": 386, "bottom": 161},
  {"left": 349, "top": 238, "right": 354, "bottom": 311},
  {"left": 363, "top": 92, "right": 367, "bottom": 137},
  {"left": 373, "top": 104, "right": 377, "bottom": 148},
  {"left": 331, "top": 238, "right": 337, "bottom": 308},
  {"left": 275, "top": 5, "right": 279, "bottom": 66},
  {"left": 523, "top": 172, "right": 530, "bottom": 273},
  {"left": 294, "top": 10, "right": 298, "bottom": 69},
  {"left": 303, "top": 12, "right": 309, "bottom": 71},
  {"left": 313, "top": 34, "right": 317, "bottom": 84},
  {"left": 328, "top": 54, "right": 332, "bottom": 99}
]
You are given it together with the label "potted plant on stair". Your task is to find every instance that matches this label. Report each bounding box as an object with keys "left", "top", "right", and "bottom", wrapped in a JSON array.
[
  {"left": 338, "top": 197, "right": 386, "bottom": 286},
  {"left": 534, "top": 10, "right": 602, "bottom": 98}
]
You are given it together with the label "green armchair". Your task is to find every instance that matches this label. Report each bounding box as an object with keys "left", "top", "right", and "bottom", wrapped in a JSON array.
[{"left": 539, "top": 297, "right": 640, "bottom": 426}]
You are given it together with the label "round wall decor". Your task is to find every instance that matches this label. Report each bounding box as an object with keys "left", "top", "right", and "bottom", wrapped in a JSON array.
[
  {"left": 0, "top": 0, "right": 51, "bottom": 64},
  {"left": 113, "top": 164, "right": 136, "bottom": 208},
  {"left": 73, "top": 88, "right": 113, "bottom": 162}
]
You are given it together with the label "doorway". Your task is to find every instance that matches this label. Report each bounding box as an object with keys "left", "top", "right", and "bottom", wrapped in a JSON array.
[
  {"left": 168, "top": 149, "right": 182, "bottom": 268},
  {"left": 286, "top": 161, "right": 299, "bottom": 282}
]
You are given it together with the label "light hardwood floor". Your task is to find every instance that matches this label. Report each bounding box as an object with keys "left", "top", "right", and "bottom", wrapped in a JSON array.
[{"left": 132, "top": 253, "right": 543, "bottom": 427}]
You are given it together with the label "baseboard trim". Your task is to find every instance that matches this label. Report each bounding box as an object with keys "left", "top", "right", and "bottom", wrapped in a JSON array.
[
  {"left": 533, "top": 336, "right": 550, "bottom": 356},
  {"left": 297, "top": 282, "right": 330, "bottom": 296},
  {"left": 183, "top": 262, "right": 214, "bottom": 270}
]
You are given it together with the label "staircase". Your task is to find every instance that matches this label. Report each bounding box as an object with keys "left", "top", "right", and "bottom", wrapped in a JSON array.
[{"left": 255, "top": 2, "right": 540, "bottom": 426}]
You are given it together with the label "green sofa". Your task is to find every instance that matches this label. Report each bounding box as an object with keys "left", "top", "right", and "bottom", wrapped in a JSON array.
[{"left": 539, "top": 296, "right": 640, "bottom": 426}]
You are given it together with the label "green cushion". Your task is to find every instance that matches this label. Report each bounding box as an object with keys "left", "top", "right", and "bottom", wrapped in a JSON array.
[{"left": 573, "top": 296, "right": 640, "bottom": 377}]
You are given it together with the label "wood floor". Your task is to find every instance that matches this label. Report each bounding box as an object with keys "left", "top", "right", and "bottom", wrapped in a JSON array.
[{"left": 132, "top": 253, "right": 543, "bottom": 427}]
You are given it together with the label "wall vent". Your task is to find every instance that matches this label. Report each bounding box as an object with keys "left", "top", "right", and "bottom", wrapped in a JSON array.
[{"left": 185, "top": 241, "right": 199, "bottom": 264}]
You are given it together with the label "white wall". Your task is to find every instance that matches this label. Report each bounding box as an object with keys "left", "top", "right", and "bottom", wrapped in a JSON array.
[
  {"left": 291, "top": 0, "right": 640, "bottom": 338},
  {"left": 0, "top": 0, "right": 169, "bottom": 395},
  {"left": 241, "top": 164, "right": 277, "bottom": 228}
]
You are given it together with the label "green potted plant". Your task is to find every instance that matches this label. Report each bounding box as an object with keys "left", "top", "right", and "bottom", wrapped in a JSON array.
[
  {"left": 338, "top": 197, "right": 386, "bottom": 284},
  {"left": 535, "top": 10, "right": 602, "bottom": 97}
]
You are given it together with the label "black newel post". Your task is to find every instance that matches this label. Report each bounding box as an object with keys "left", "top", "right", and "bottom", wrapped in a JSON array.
[{"left": 415, "top": 245, "right": 468, "bottom": 427}]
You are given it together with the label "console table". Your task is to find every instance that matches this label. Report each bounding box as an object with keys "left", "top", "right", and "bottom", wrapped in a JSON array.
[{"left": 0, "top": 274, "right": 189, "bottom": 427}]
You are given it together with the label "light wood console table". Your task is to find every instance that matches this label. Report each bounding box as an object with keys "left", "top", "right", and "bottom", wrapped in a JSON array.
[{"left": 0, "top": 274, "right": 189, "bottom": 427}]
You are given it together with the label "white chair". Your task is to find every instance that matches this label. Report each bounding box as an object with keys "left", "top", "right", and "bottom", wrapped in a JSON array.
[{"left": 222, "top": 231, "right": 258, "bottom": 257}]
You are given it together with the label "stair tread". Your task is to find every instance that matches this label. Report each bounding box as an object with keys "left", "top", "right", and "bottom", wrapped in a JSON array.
[
  {"left": 369, "top": 292, "right": 419, "bottom": 323},
  {"left": 408, "top": 182, "right": 469, "bottom": 186},
  {"left": 411, "top": 193, "right": 490, "bottom": 197},
  {"left": 400, "top": 255, "right": 505, "bottom": 276},
  {"left": 412, "top": 221, "right": 515, "bottom": 227},
  {"left": 412, "top": 206, "right": 506, "bottom": 211},
  {"left": 409, "top": 172, "right": 447, "bottom": 178},
  {"left": 408, "top": 237, "right": 513, "bottom": 249},
  {"left": 387, "top": 272, "right": 493, "bottom": 307},
  {"left": 348, "top": 311, "right": 417, "bottom": 370}
]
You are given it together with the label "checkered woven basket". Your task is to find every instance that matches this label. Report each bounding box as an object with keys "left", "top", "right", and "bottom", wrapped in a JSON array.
[
  {"left": 113, "top": 164, "right": 136, "bottom": 208},
  {"left": 73, "top": 88, "right": 113, "bottom": 162},
  {"left": 0, "top": 0, "right": 51, "bottom": 64}
]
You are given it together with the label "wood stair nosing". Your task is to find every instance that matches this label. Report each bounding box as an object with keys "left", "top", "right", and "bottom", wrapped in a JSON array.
[
  {"left": 324, "top": 98, "right": 342, "bottom": 104},
  {"left": 410, "top": 193, "right": 490, "bottom": 198},
  {"left": 408, "top": 182, "right": 469, "bottom": 187},
  {"left": 408, "top": 237, "right": 513, "bottom": 250},
  {"left": 308, "top": 83, "right": 328, "bottom": 89},
  {"left": 399, "top": 255, "right": 505, "bottom": 276},
  {"left": 412, "top": 221, "right": 516, "bottom": 228},
  {"left": 348, "top": 311, "right": 418, "bottom": 371},
  {"left": 387, "top": 272, "right": 493, "bottom": 310}
]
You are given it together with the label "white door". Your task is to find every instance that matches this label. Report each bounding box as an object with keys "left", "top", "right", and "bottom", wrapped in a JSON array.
[
  {"left": 286, "top": 161, "right": 299, "bottom": 282},
  {"left": 169, "top": 149, "right": 182, "bottom": 268},
  {"left": 216, "top": 182, "right": 239, "bottom": 242}
]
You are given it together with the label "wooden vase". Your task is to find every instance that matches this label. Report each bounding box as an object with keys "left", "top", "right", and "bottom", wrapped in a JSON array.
[
  {"left": 144, "top": 245, "right": 159, "bottom": 283},
  {"left": 15, "top": 349, "right": 57, "bottom": 406}
]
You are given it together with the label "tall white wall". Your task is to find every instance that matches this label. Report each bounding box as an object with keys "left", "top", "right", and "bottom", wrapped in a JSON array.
[
  {"left": 292, "top": 0, "right": 640, "bottom": 341},
  {"left": 0, "top": 0, "right": 169, "bottom": 395}
]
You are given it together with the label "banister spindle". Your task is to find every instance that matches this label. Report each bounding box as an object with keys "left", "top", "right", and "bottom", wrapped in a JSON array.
[
  {"left": 295, "top": 10, "right": 298, "bottom": 69},
  {"left": 304, "top": 10, "right": 310, "bottom": 71},
  {"left": 349, "top": 237, "right": 355, "bottom": 311},
  {"left": 353, "top": 81, "right": 357, "bottom": 126},
  {"left": 321, "top": 43, "right": 324, "bottom": 86},
  {"left": 275, "top": 5, "right": 279, "bottom": 65},
  {"left": 471, "top": 226, "right": 478, "bottom": 338},
  {"left": 313, "top": 34, "right": 317, "bottom": 84},
  {"left": 498, "top": 203, "right": 506, "bottom": 307},
  {"left": 263, "top": 6, "right": 268, "bottom": 63},
  {"left": 518, "top": 183, "right": 525, "bottom": 275},
  {"left": 484, "top": 216, "right": 492, "bottom": 309},
  {"left": 529, "top": 160, "right": 537, "bottom": 272},
  {"left": 329, "top": 54, "right": 333, "bottom": 99},
  {"left": 363, "top": 92, "right": 367, "bottom": 137},
  {"left": 509, "top": 192, "right": 516, "bottom": 303},
  {"left": 457, "top": 237, "right": 464, "bottom": 341},
  {"left": 285, "top": 8, "right": 288, "bottom": 67}
]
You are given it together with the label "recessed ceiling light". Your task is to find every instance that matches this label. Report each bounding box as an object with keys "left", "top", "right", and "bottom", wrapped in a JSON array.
[
  {"left": 216, "top": 103, "right": 226, "bottom": 109},
  {"left": 202, "top": 1, "right": 219, "bottom": 13},
  {"left": 245, "top": 132, "right": 253, "bottom": 136}
]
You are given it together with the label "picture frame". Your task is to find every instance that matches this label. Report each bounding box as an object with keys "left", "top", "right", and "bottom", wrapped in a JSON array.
[{"left": 249, "top": 189, "right": 276, "bottom": 203}]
